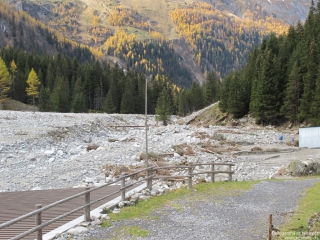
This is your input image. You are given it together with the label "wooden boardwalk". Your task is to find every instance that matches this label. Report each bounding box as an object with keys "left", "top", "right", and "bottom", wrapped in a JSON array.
[{"left": 0, "top": 184, "right": 138, "bottom": 240}]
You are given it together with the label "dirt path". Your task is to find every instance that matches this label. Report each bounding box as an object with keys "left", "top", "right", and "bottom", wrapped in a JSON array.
[{"left": 77, "top": 178, "right": 320, "bottom": 240}]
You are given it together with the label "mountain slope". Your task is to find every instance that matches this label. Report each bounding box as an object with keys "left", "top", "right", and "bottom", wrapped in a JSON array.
[{"left": 1, "top": 0, "right": 315, "bottom": 87}]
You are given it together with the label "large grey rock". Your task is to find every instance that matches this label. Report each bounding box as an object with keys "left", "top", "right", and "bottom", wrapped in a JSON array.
[
  {"left": 288, "top": 160, "right": 307, "bottom": 176},
  {"left": 305, "top": 161, "right": 320, "bottom": 175},
  {"left": 67, "top": 226, "right": 88, "bottom": 235}
]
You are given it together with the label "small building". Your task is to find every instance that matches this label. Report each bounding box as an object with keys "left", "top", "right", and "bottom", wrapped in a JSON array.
[{"left": 299, "top": 127, "right": 320, "bottom": 148}]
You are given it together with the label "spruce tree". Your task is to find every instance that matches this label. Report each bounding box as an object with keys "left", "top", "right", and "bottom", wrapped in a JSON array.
[
  {"left": 226, "top": 72, "right": 246, "bottom": 118},
  {"left": 178, "top": 90, "right": 190, "bottom": 117},
  {"left": 204, "top": 71, "right": 219, "bottom": 105},
  {"left": 219, "top": 73, "right": 232, "bottom": 113},
  {"left": 190, "top": 82, "right": 203, "bottom": 111},
  {"left": 50, "top": 76, "right": 70, "bottom": 112},
  {"left": 156, "top": 87, "right": 173, "bottom": 126},
  {"left": 71, "top": 78, "right": 87, "bottom": 113},
  {"left": 120, "top": 90, "right": 135, "bottom": 114},
  {"left": 250, "top": 49, "right": 280, "bottom": 125},
  {"left": 310, "top": 72, "right": 320, "bottom": 125},
  {"left": 102, "top": 91, "right": 116, "bottom": 113},
  {"left": 281, "top": 61, "right": 301, "bottom": 125},
  {"left": 299, "top": 40, "right": 318, "bottom": 123},
  {"left": 38, "top": 86, "right": 51, "bottom": 112}
]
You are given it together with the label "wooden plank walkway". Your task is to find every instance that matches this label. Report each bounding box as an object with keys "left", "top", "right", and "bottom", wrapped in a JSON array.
[{"left": 0, "top": 184, "right": 139, "bottom": 240}]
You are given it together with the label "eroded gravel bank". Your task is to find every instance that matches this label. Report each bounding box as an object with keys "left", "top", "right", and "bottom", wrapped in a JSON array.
[{"left": 0, "top": 109, "right": 320, "bottom": 192}]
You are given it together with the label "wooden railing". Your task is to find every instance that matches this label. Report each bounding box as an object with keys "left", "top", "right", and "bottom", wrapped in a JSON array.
[{"left": 0, "top": 162, "right": 234, "bottom": 240}]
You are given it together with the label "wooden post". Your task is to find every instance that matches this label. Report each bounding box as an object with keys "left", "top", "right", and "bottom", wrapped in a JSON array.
[
  {"left": 147, "top": 167, "right": 153, "bottom": 190},
  {"left": 188, "top": 162, "right": 193, "bottom": 189},
  {"left": 211, "top": 164, "right": 215, "bottom": 182},
  {"left": 35, "top": 204, "right": 42, "bottom": 240},
  {"left": 121, "top": 177, "right": 126, "bottom": 201},
  {"left": 228, "top": 165, "right": 232, "bottom": 181},
  {"left": 268, "top": 214, "right": 272, "bottom": 240},
  {"left": 84, "top": 187, "right": 90, "bottom": 222}
]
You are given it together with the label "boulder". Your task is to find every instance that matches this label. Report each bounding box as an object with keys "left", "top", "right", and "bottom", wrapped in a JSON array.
[
  {"left": 288, "top": 160, "right": 320, "bottom": 176},
  {"left": 288, "top": 160, "right": 307, "bottom": 176},
  {"left": 305, "top": 161, "right": 320, "bottom": 175}
]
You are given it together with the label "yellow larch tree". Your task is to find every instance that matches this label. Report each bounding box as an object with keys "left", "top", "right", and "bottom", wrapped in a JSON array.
[
  {"left": 26, "top": 68, "right": 41, "bottom": 105},
  {"left": 0, "top": 57, "right": 11, "bottom": 103}
]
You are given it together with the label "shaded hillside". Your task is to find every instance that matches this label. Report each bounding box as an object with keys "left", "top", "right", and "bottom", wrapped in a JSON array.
[{"left": 0, "top": 1, "right": 95, "bottom": 63}]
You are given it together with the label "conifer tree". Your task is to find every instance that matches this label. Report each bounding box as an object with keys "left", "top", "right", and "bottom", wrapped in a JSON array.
[
  {"left": 26, "top": 68, "right": 41, "bottom": 105},
  {"left": 102, "top": 90, "right": 116, "bottom": 113},
  {"left": 38, "top": 86, "right": 51, "bottom": 112},
  {"left": 281, "top": 61, "right": 301, "bottom": 125},
  {"left": 226, "top": 72, "right": 246, "bottom": 118},
  {"left": 204, "top": 71, "right": 219, "bottom": 105},
  {"left": 50, "top": 76, "right": 70, "bottom": 112},
  {"left": 156, "top": 87, "right": 172, "bottom": 126},
  {"left": 0, "top": 57, "right": 11, "bottom": 103},
  {"left": 219, "top": 73, "right": 232, "bottom": 113},
  {"left": 71, "top": 92, "right": 86, "bottom": 113},
  {"left": 299, "top": 40, "right": 318, "bottom": 122},
  {"left": 120, "top": 90, "right": 135, "bottom": 114},
  {"left": 250, "top": 49, "right": 280, "bottom": 125},
  {"left": 310, "top": 73, "right": 320, "bottom": 125},
  {"left": 71, "top": 78, "right": 86, "bottom": 113},
  {"left": 178, "top": 90, "right": 190, "bottom": 117},
  {"left": 190, "top": 82, "right": 203, "bottom": 111}
]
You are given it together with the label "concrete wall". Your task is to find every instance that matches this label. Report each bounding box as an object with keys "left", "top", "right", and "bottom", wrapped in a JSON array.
[{"left": 299, "top": 127, "right": 320, "bottom": 148}]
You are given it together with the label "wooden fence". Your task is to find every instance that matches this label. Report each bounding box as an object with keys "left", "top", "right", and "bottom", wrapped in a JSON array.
[{"left": 0, "top": 162, "right": 234, "bottom": 240}]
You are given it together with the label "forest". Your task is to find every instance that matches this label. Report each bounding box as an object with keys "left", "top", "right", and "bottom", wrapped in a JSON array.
[
  {"left": 0, "top": 48, "right": 219, "bottom": 116},
  {"left": 219, "top": 1, "right": 320, "bottom": 126},
  {"left": 2, "top": 0, "right": 319, "bottom": 126}
]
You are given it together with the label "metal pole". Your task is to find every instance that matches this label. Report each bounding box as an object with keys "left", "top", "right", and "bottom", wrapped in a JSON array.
[
  {"left": 35, "top": 204, "right": 42, "bottom": 240},
  {"left": 145, "top": 77, "right": 148, "bottom": 167}
]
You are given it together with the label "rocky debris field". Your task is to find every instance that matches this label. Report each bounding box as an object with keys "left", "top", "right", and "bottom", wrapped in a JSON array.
[{"left": 0, "top": 107, "right": 320, "bottom": 192}]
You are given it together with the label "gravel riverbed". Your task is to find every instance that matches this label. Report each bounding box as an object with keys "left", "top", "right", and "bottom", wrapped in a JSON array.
[
  {"left": 1, "top": 108, "right": 320, "bottom": 239},
  {"left": 0, "top": 108, "right": 319, "bottom": 192}
]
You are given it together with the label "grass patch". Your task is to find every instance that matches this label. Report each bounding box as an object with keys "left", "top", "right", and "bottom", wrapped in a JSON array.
[
  {"left": 101, "top": 220, "right": 112, "bottom": 228},
  {"left": 124, "top": 26, "right": 151, "bottom": 40},
  {"left": 107, "top": 181, "right": 258, "bottom": 221},
  {"left": 277, "top": 181, "right": 320, "bottom": 238},
  {"left": 122, "top": 226, "right": 148, "bottom": 237},
  {"left": 105, "top": 225, "right": 148, "bottom": 240}
]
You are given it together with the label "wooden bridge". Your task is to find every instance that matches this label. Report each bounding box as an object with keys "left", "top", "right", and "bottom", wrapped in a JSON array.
[
  {"left": 0, "top": 162, "right": 235, "bottom": 240},
  {"left": 0, "top": 184, "right": 141, "bottom": 240}
]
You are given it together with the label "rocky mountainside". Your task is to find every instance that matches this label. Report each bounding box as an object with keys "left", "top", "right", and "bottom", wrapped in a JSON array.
[{"left": 211, "top": 0, "right": 313, "bottom": 24}]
